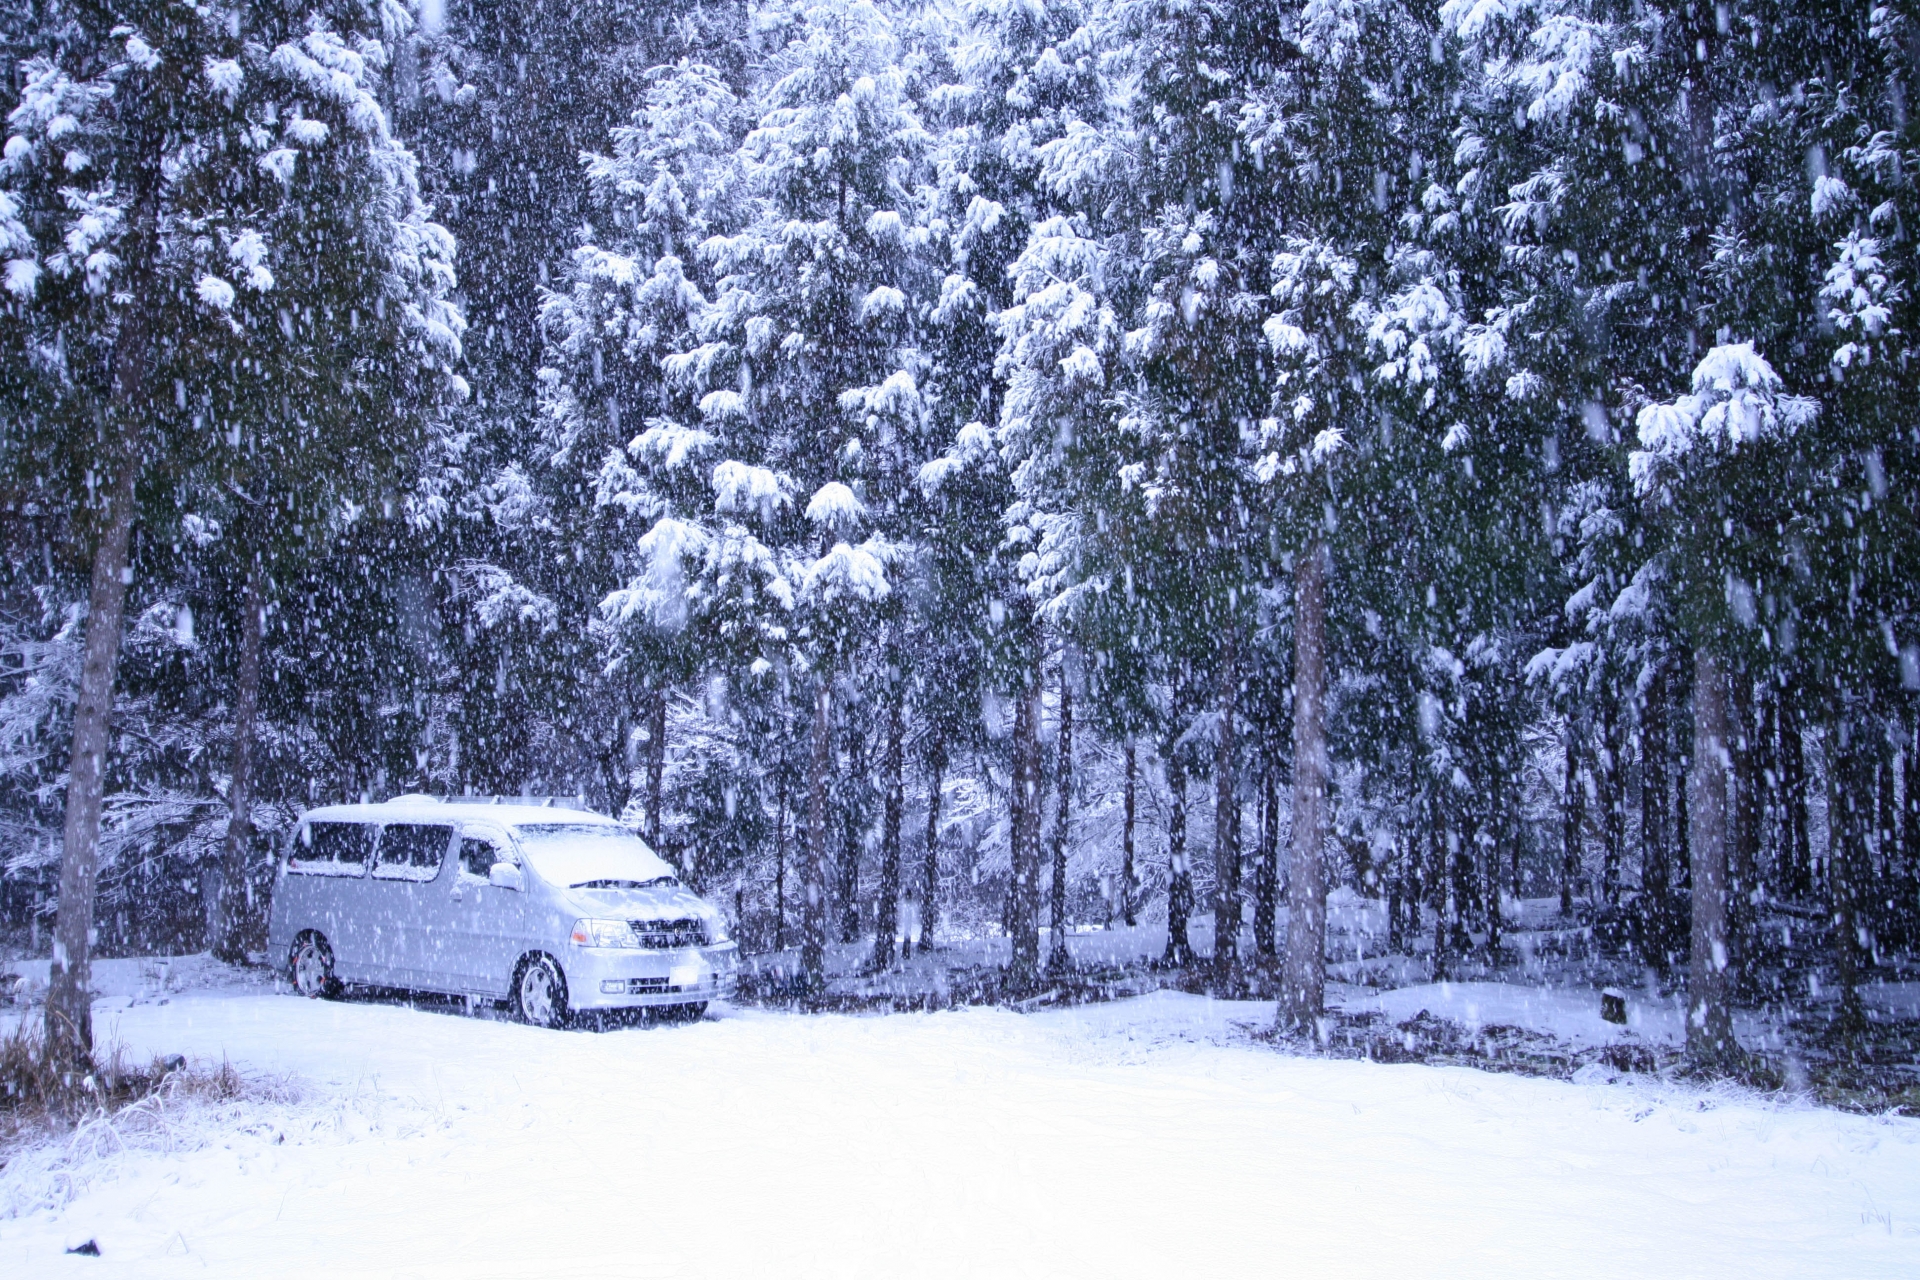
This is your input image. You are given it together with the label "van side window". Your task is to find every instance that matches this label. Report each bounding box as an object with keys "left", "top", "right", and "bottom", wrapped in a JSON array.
[
  {"left": 374, "top": 824, "right": 453, "bottom": 881},
  {"left": 459, "top": 836, "right": 505, "bottom": 880},
  {"left": 290, "top": 822, "right": 376, "bottom": 875}
]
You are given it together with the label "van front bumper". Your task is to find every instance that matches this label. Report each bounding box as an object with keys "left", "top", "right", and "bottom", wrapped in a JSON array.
[{"left": 564, "top": 941, "right": 739, "bottom": 1009}]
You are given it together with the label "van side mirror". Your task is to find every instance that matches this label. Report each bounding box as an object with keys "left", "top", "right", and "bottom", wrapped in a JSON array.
[{"left": 489, "top": 863, "right": 524, "bottom": 892}]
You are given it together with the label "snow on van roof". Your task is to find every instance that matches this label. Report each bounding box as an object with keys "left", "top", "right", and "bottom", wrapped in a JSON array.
[{"left": 299, "top": 795, "right": 621, "bottom": 829}]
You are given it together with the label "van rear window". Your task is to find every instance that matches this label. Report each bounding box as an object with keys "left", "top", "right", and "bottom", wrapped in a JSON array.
[
  {"left": 290, "top": 822, "right": 376, "bottom": 875},
  {"left": 375, "top": 824, "right": 452, "bottom": 881}
]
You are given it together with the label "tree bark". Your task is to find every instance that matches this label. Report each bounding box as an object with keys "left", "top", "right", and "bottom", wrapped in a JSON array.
[
  {"left": 1600, "top": 693, "right": 1625, "bottom": 907},
  {"left": 1253, "top": 754, "right": 1278, "bottom": 957},
  {"left": 1829, "top": 711, "right": 1871, "bottom": 1043},
  {"left": 1278, "top": 539, "right": 1328, "bottom": 1029},
  {"left": 1430, "top": 804, "right": 1452, "bottom": 980},
  {"left": 1560, "top": 727, "right": 1584, "bottom": 917},
  {"left": 644, "top": 686, "right": 668, "bottom": 847},
  {"left": 46, "top": 287, "right": 151, "bottom": 1073},
  {"left": 46, "top": 449, "right": 141, "bottom": 1073},
  {"left": 1163, "top": 747, "right": 1193, "bottom": 966},
  {"left": 1687, "top": 649, "right": 1739, "bottom": 1070},
  {"left": 1729, "top": 675, "right": 1762, "bottom": 990},
  {"left": 773, "top": 770, "right": 788, "bottom": 951},
  {"left": 1780, "top": 686, "right": 1811, "bottom": 899},
  {"left": 1212, "top": 635, "right": 1241, "bottom": 989},
  {"left": 1007, "top": 679, "right": 1042, "bottom": 992},
  {"left": 1047, "top": 652, "right": 1074, "bottom": 974},
  {"left": 871, "top": 691, "right": 904, "bottom": 971},
  {"left": 1640, "top": 661, "right": 1672, "bottom": 971},
  {"left": 1121, "top": 739, "right": 1138, "bottom": 927},
  {"left": 801, "top": 684, "right": 831, "bottom": 990},
  {"left": 921, "top": 734, "right": 945, "bottom": 951},
  {"left": 214, "top": 562, "right": 265, "bottom": 963}
]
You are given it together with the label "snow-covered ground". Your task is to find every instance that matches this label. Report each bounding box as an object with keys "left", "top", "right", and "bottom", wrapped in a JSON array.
[{"left": 5, "top": 982, "right": 1920, "bottom": 1276}]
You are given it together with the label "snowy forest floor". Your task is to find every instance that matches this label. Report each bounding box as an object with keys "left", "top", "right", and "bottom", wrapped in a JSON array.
[
  {"left": 2, "top": 971, "right": 1919, "bottom": 1275},
  {"left": 735, "top": 894, "right": 1920, "bottom": 1115}
]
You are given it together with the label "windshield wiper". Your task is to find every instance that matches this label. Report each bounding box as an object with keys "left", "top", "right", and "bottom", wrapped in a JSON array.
[{"left": 572, "top": 876, "right": 679, "bottom": 890}]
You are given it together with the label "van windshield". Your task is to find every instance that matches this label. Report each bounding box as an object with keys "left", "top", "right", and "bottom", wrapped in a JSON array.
[{"left": 510, "top": 823, "right": 678, "bottom": 889}]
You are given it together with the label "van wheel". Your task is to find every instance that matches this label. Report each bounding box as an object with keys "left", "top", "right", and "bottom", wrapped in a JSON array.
[
  {"left": 514, "top": 955, "right": 570, "bottom": 1029},
  {"left": 290, "top": 934, "right": 341, "bottom": 1000}
]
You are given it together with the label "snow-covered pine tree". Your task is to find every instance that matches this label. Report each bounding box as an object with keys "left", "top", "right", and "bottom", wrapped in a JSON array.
[
  {"left": 2, "top": 0, "right": 462, "bottom": 1067},
  {"left": 1239, "top": 0, "right": 1457, "bottom": 1027}
]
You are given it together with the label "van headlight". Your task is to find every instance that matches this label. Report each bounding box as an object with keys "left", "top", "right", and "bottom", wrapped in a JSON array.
[
  {"left": 708, "top": 917, "right": 732, "bottom": 945},
  {"left": 570, "top": 918, "right": 639, "bottom": 948}
]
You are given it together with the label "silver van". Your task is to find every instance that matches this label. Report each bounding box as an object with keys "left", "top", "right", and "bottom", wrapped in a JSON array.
[{"left": 267, "top": 796, "right": 737, "bottom": 1026}]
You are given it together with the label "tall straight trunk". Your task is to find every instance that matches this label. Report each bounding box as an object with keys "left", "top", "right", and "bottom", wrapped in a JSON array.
[
  {"left": 1253, "top": 755, "right": 1278, "bottom": 957},
  {"left": 773, "top": 771, "right": 788, "bottom": 951},
  {"left": 1007, "top": 680, "right": 1042, "bottom": 991},
  {"left": 644, "top": 687, "right": 668, "bottom": 847},
  {"left": 1389, "top": 830, "right": 1419, "bottom": 955},
  {"left": 871, "top": 693, "right": 905, "bottom": 971},
  {"left": 1212, "top": 635, "right": 1241, "bottom": 988},
  {"left": 1903, "top": 716, "right": 1920, "bottom": 947},
  {"left": 921, "top": 735, "right": 945, "bottom": 951},
  {"left": 1163, "top": 748, "right": 1193, "bottom": 966},
  {"left": 1121, "top": 740, "right": 1138, "bottom": 927},
  {"left": 1279, "top": 539, "right": 1328, "bottom": 1028},
  {"left": 1781, "top": 685, "right": 1811, "bottom": 898},
  {"left": 1687, "top": 649, "right": 1739, "bottom": 1070},
  {"left": 1729, "top": 675, "right": 1761, "bottom": 988},
  {"left": 1484, "top": 807, "right": 1503, "bottom": 960},
  {"left": 801, "top": 685, "right": 832, "bottom": 988},
  {"left": 1882, "top": 750, "right": 1903, "bottom": 948},
  {"left": 1828, "top": 711, "right": 1874, "bottom": 1040},
  {"left": 1560, "top": 729, "right": 1584, "bottom": 917},
  {"left": 838, "top": 796, "right": 862, "bottom": 944},
  {"left": 1047, "top": 655, "right": 1074, "bottom": 974},
  {"left": 1599, "top": 694, "right": 1624, "bottom": 906},
  {"left": 1430, "top": 809, "right": 1453, "bottom": 979},
  {"left": 46, "top": 448, "right": 141, "bottom": 1072},
  {"left": 1640, "top": 662, "right": 1672, "bottom": 971},
  {"left": 215, "top": 562, "right": 265, "bottom": 963}
]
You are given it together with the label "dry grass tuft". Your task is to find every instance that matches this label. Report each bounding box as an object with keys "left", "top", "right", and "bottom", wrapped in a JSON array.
[{"left": 1, "top": 1018, "right": 269, "bottom": 1159}]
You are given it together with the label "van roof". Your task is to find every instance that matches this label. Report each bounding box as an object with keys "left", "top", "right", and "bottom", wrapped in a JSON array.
[{"left": 300, "top": 796, "right": 622, "bottom": 830}]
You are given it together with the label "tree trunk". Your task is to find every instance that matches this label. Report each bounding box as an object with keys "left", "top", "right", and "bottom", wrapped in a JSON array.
[
  {"left": 1484, "top": 807, "right": 1503, "bottom": 961},
  {"left": 214, "top": 562, "right": 265, "bottom": 963},
  {"left": 1600, "top": 693, "right": 1625, "bottom": 907},
  {"left": 871, "top": 691, "right": 904, "bottom": 971},
  {"left": 801, "top": 684, "right": 832, "bottom": 989},
  {"left": 1278, "top": 538, "right": 1328, "bottom": 1029},
  {"left": 1212, "top": 635, "right": 1241, "bottom": 989},
  {"left": 838, "top": 778, "right": 862, "bottom": 945},
  {"left": 921, "top": 735, "right": 945, "bottom": 951},
  {"left": 1163, "top": 748, "right": 1193, "bottom": 966},
  {"left": 1903, "top": 715, "right": 1920, "bottom": 949},
  {"left": 773, "top": 771, "right": 788, "bottom": 951},
  {"left": 1687, "top": 649, "right": 1739, "bottom": 1070},
  {"left": 1007, "top": 679, "right": 1042, "bottom": 992},
  {"left": 46, "top": 305, "right": 149, "bottom": 1074},
  {"left": 1640, "top": 661, "right": 1672, "bottom": 971},
  {"left": 1560, "top": 727, "right": 1584, "bottom": 917},
  {"left": 644, "top": 687, "right": 668, "bottom": 847},
  {"left": 1430, "top": 805, "right": 1453, "bottom": 980},
  {"left": 1829, "top": 711, "right": 1871, "bottom": 1043},
  {"left": 1121, "top": 740, "right": 1138, "bottom": 927},
  {"left": 1253, "top": 754, "right": 1278, "bottom": 957},
  {"left": 1780, "top": 684, "right": 1810, "bottom": 898},
  {"left": 1047, "top": 653, "right": 1074, "bottom": 974},
  {"left": 1729, "top": 675, "right": 1762, "bottom": 991}
]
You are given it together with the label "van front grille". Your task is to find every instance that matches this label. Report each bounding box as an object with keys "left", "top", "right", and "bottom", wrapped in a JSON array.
[{"left": 629, "top": 918, "right": 707, "bottom": 949}]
